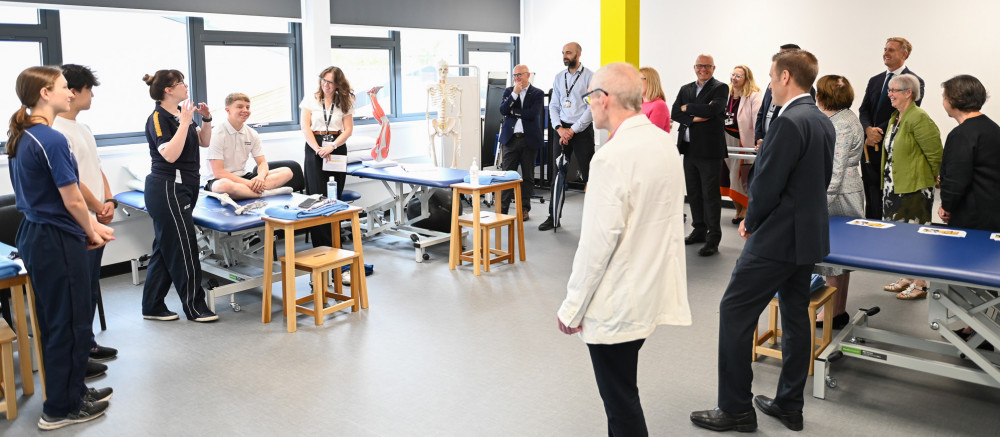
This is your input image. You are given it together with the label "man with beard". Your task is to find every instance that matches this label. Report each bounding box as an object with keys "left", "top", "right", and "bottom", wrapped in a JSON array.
[{"left": 539, "top": 42, "right": 594, "bottom": 232}]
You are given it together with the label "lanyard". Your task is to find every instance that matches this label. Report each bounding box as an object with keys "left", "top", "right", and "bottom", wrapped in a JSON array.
[
  {"left": 321, "top": 98, "right": 334, "bottom": 130},
  {"left": 727, "top": 95, "right": 739, "bottom": 115},
  {"left": 564, "top": 67, "right": 584, "bottom": 98}
]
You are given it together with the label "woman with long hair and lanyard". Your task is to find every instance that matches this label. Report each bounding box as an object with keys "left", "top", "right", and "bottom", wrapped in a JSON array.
[
  {"left": 7, "top": 66, "right": 115, "bottom": 430},
  {"left": 140, "top": 69, "right": 218, "bottom": 322},
  {"left": 299, "top": 66, "right": 355, "bottom": 248}
]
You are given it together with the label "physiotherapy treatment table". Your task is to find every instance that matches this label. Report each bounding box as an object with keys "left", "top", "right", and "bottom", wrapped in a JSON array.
[
  {"left": 115, "top": 191, "right": 311, "bottom": 312},
  {"left": 813, "top": 216, "right": 1000, "bottom": 398},
  {"left": 347, "top": 162, "right": 469, "bottom": 262}
]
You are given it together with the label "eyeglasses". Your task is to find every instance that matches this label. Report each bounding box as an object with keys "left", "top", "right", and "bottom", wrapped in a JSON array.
[
  {"left": 321, "top": 78, "right": 335, "bottom": 86},
  {"left": 512, "top": 72, "right": 529, "bottom": 78},
  {"left": 730, "top": 73, "right": 744, "bottom": 79},
  {"left": 170, "top": 81, "right": 186, "bottom": 88},
  {"left": 694, "top": 64, "right": 714, "bottom": 70},
  {"left": 582, "top": 88, "right": 607, "bottom": 105},
  {"left": 887, "top": 88, "right": 909, "bottom": 93},
  {"left": 640, "top": 77, "right": 647, "bottom": 81}
]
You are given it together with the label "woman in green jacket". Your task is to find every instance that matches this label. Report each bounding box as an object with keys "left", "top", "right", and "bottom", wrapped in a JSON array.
[{"left": 881, "top": 73, "right": 943, "bottom": 300}]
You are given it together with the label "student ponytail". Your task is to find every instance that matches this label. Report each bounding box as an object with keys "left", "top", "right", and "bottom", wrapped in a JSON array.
[{"left": 6, "top": 66, "right": 61, "bottom": 158}]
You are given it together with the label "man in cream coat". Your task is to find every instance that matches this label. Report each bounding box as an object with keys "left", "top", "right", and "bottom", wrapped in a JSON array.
[{"left": 558, "top": 62, "right": 691, "bottom": 436}]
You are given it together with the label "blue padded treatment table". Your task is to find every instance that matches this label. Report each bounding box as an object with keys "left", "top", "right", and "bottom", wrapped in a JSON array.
[
  {"left": 814, "top": 216, "right": 1000, "bottom": 398},
  {"left": 346, "top": 162, "right": 469, "bottom": 262},
  {"left": 115, "top": 190, "right": 312, "bottom": 312}
]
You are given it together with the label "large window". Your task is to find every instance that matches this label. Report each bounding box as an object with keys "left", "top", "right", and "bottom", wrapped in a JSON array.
[
  {"left": 0, "top": 5, "right": 38, "bottom": 24},
  {"left": 60, "top": 9, "right": 189, "bottom": 138},
  {"left": 330, "top": 48, "right": 392, "bottom": 118},
  {"left": 400, "top": 29, "right": 459, "bottom": 114},
  {"left": 0, "top": 42, "right": 43, "bottom": 144},
  {"left": 205, "top": 46, "right": 294, "bottom": 124}
]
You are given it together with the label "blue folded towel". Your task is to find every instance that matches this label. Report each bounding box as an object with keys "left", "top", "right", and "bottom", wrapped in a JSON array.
[
  {"left": 264, "top": 201, "right": 349, "bottom": 220},
  {"left": 0, "top": 258, "right": 22, "bottom": 280},
  {"left": 462, "top": 171, "right": 522, "bottom": 185}
]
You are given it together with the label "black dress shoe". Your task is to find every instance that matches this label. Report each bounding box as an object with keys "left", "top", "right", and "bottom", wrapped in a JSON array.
[
  {"left": 698, "top": 243, "right": 719, "bottom": 256},
  {"left": 685, "top": 231, "right": 707, "bottom": 245},
  {"left": 732, "top": 217, "right": 742, "bottom": 225},
  {"left": 753, "top": 395, "right": 803, "bottom": 431},
  {"left": 538, "top": 216, "right": 556, "bottom": 231},
  {"left": 690, "top": 407, "right": 757, "bottom": 432},
  {"left": 85, "top": 360, "right": 107, "bottom": 381},
  {"left": 816, "top": 312, "right": 850, "bottom": 330}
]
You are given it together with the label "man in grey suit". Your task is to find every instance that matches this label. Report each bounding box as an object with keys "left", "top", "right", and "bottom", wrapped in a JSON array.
[{"left": 691, "top": 49, "right": 835, "bottom": 433}]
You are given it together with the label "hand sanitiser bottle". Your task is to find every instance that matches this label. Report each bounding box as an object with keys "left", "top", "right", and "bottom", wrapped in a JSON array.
[
  {"left": 470, "top": 158, "right": 479, "bottom": 185},
  {"left": 327, "top": 176, "right": 338, "bottom": 200}
]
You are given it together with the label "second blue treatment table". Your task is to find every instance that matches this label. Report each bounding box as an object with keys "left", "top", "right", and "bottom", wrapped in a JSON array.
[
  {"left": 115, "top": 191, "right": 311, "bottom": 312},
  {"left": 813, "top": 216, "right": 1000, "bottom": 398},
  {"left": 348, "top": 163, "right": 469, "bottom": 262}
]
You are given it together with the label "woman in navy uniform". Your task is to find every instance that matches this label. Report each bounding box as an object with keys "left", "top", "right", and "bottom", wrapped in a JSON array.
[
  {"left": 7, "top": 66, "right": 114, "bottom": 430},
  {"left": 140, "top": 69, "right": 218, "bottom": 322}
]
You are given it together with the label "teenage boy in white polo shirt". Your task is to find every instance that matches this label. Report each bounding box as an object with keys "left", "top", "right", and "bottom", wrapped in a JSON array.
[{"left": 205, "top": 93, "right": 292, "bottom": 199}]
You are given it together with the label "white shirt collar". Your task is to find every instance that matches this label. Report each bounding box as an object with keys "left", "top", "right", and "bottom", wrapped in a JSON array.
[
  {"left": 223, "top": 119, "right": 245, "bottom": 135},
  {"left": 887, "top": 65, "right": 905, "bottom": 76},
  {"left": 776, "top": 93, "right": 811, "bottom": 118}
]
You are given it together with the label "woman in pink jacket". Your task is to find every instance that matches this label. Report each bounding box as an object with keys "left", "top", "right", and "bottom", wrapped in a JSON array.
[
  {"left": 639, "top": 66, "right": 671, "bottom": 132},
  {"left": 722, "top": 65, "right": 762, "bottom": 223}
]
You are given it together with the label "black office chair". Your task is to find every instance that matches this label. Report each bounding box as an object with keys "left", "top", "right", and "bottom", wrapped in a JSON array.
[
  {"left": 0, "top": 195, "right": 24, "bottom": 331},
  {"left": 267, "top": 160, "right": 305, "bottom": 193}
]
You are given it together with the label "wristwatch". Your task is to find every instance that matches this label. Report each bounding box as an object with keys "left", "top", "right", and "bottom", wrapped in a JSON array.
[{"left": 105, "top": 199, "right": 119, "bottom": 208}]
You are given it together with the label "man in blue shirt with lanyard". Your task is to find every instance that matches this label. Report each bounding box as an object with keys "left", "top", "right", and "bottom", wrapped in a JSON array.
[{"left": 539, "top": 42, "right": 594, "bottom": 232}]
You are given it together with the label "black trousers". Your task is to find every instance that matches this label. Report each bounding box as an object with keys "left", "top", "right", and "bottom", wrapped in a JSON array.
[
  {"left": 861, "top": 144, "right": 882, "bottom": 219},
  {"left": 17, "top": 221, "right": 90, "bottom": 417},
  {"left": 588, "top": 338, "right": 648, "bottom": 437},
  {"left": 141, "top": 177, "right": 213, "bottom": 319},
  {"left": 683, "top": 153, "right": 723, "bottom": 244},
  {"left": 303, "top": 137, "right": 346, "bottom": 248},
  {"left": 85, "top": 245, "right": 104, "bottom": 348},
  {"left": 718, "top": 251, "right": 813, "bottom": 413},
  {"left": 549, "top": 123, "right": 595, "bottom": 217},
  {"left": 499, "top": 135, "right": 536, "bottom": 214}
]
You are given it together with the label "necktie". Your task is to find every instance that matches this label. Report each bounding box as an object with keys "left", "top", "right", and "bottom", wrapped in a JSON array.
[{"left": 876, "top": 72, "right": 894, "bottom": 115}]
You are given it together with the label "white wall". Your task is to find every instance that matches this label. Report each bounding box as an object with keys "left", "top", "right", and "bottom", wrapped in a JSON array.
[
  {"left": 640, "top": 0, "right": 1000, "bottom": 135},
  {"left": 520, "top": 0, "right": 601, "bottom": 97}
]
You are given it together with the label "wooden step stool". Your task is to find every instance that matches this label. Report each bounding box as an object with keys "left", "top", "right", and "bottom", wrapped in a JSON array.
[
  {"left": 752, "top": 285, "right": 839, "bottom": 375},
  {"left": 456, "top": 211, "right": 516, "bottom": 273},
  {"left": 279, "top": 246, "right": 362, "bottom": 332},
  {"left": 0, "top": 319, "right": 17, "bottom": 419}
]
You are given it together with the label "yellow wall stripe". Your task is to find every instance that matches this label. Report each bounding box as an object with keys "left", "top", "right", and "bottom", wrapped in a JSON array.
[{"left": 601, "top": 0, "right": 640, "bottom": 68}]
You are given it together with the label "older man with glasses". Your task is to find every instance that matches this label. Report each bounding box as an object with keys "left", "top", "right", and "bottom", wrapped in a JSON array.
[
  {"left": 672, "top": 54, "right": 730, "bottom": 256},
  {"left": 498, "top": 64, "right": 544, "bottom": 219}
]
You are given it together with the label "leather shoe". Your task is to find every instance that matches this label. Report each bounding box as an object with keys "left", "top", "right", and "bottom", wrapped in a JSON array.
[
  {"left": 538, "top": 216, "right": 556, "bottom": 231},
  {"left": 690, "top": 407, "right": 757, "bottom": 432},
  {"left": 753, "top": 395, "right": 803, "bottom": 431},
  {"left": 685, "top": 231, "right": 707, "bottom": 245},
  {"left": 698, "top": 243, "right": 719, "bottom": 256}
]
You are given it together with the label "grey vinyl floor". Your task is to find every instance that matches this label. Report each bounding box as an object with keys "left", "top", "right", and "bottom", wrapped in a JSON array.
[{"left": 2, "top": 191, "right": 999, "bottom": 436}]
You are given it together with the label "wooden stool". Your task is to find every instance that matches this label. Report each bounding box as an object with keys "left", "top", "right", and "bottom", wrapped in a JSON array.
[
  {"left": 279, "top": 246, "right": 363, "bottom": 332},
  {"left": 0, "top": 319, "right": 17, "bottom": 419},
  {"left": 752, "top": 285, "right": 839, "bottom": 375},
  {"left": 456, "top": 211, "right": 516, "bottom": 273}
]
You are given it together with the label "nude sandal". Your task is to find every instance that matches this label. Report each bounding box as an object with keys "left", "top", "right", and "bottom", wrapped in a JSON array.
[
  {"left": 884, "top": 278, "right": 913, "bottom": 293},
  {"left": 896, "top": 283, "right": 928, "bottom": 300}
]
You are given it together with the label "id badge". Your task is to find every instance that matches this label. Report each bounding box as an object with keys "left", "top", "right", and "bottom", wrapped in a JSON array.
[
  {"left": 322, "top": 134, "right": 336, "bottom": 150},
  {"left": 564, "top": 99, "right": 572, "bottom": 108},
  {"left": 725, "top": 116, "right": 734, "bottom": 126}
]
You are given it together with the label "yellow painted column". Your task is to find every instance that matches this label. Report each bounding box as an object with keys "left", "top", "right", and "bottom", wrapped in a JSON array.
[{"left": 601, "top": 0, "right": 640, "bottom": 67}]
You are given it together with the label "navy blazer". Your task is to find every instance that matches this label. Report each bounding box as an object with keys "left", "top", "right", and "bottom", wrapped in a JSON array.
[
  {"left": 743, "top": 96, "right": 835, "bottom": 265},
  {"left": 858, "top": 67, "right": 924, "bottom": 135},
  {"left": 499, "top": 84, "right": 545, "bottom": 149},
  {"left": 671, "top": 77, "right": 729, "bottom": 159}
]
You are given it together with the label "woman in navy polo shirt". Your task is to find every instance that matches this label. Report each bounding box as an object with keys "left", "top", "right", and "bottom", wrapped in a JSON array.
[
  {"left": 7, "top": 66, "right": 115, "bottom": 430},
  {"left": 140, "top": 69, "right": 218, "bottom": 323}
]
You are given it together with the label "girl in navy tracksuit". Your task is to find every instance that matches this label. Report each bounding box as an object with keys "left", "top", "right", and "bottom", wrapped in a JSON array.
[
  {"left": 7, "top": 66, "right": 114, "bottom": 429},
  {"left": 140, "top": 70, "right": 218, "bottom": 322}
]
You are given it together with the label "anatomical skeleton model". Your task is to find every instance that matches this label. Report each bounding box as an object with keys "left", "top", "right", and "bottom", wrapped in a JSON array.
[
  {"left": 368, "top": 86, "right": 391, "bottom": 161},
  {"left": 425, "top": 60, "right": 462, "bottom": 168}
]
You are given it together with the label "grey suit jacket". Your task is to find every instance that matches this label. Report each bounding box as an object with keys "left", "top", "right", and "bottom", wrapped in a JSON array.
[{"left": 743, "top": 96, "right": 835, "bottom": 265}]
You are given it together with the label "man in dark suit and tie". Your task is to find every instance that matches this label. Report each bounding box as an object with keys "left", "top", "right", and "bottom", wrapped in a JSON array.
[
  {"left": 691, "top": 49, "right": 835, "bottom": 433},
  {"left": 672, "top": 54, "right": 729, "bottom": 256},
  {"left": 858, "top": 37, "right": 924, "bottom": 220},
  {"left": 499, "top": 64, "right": 544, "bottom": 219}
]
